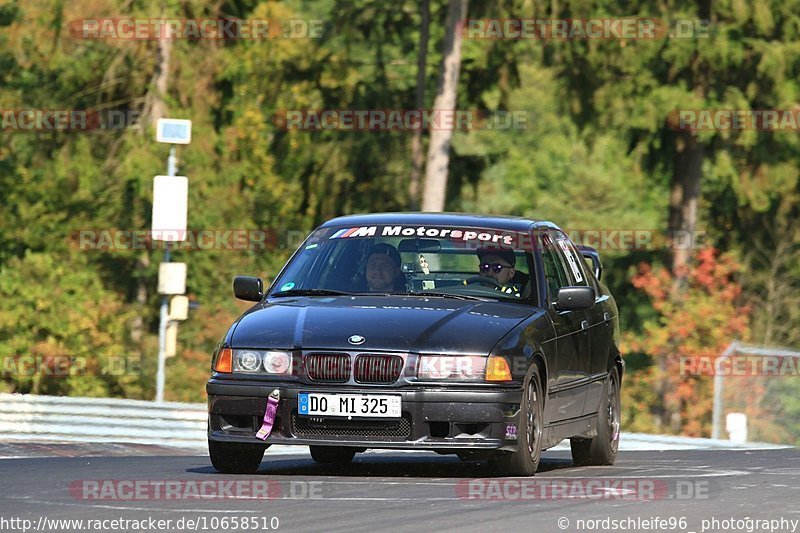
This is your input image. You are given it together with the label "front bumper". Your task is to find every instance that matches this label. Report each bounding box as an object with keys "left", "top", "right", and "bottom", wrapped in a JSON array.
[{"left": 207, "top": 379, "right": 523, "bottom": 452}]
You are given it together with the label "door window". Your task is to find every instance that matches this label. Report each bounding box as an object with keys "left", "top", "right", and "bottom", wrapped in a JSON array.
[
  {"left": 552, "top": 231, "right": 589, "bottom": 287},
  {"left": 539, "top": 233, "right": 570, "bottom": 303}
]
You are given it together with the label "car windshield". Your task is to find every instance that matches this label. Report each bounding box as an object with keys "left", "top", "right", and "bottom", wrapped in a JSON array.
[{"left": 271, "top": 224, "right": 535, "bottom": 302}]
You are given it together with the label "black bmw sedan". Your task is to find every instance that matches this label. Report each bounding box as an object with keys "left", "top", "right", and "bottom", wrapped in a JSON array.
[{"left": 207, "top": 213, "right": 623, "bottom": 476}]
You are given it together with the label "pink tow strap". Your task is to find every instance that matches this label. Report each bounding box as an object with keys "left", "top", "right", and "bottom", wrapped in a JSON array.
[{"left": 256, "top": 389, "right": 280, "bottom": 440}]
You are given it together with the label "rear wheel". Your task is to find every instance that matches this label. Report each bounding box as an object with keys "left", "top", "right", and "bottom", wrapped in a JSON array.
[
  {"left": 309, "top": 446, "right": 357, "bottom": 464},
  {"left": 208, "top": 440, "right": 266, "bottom": 474},
  {"left": 571, "top": 366, "right": 621, "bottom": 466},
  {"left": 489, "top": 362, "right": 543, "bottom": 476}
]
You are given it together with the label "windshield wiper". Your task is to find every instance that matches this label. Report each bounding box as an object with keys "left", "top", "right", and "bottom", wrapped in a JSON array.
[
  {"left": 380, "top": 291, "right": 487, "bottom": 301},
  {"left": 270, "top": 289, "right": 353, "bottom": 298}
]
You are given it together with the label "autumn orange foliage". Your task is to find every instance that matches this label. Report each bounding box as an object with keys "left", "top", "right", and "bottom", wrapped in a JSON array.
[{"left": 623, "top": 248, "right": 751, "bottom": 436}]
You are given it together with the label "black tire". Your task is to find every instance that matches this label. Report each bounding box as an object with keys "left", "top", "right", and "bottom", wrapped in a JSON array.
[
  {"left": 208, "top": 440, "right": 266, "bottom": 474},
  {"left": 309, "top": 446, "right": 357, "bottom": 464},
  {"left": 489, "top": 361, "right": 544, "bottom": 476},
  {"left": 571, "top": 366, "right": 621, "bottom": 466}
]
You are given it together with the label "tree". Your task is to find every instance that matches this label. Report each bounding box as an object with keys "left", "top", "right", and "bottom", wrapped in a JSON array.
[
  {"left": 408, "top": 0, "right": 430, "bottom": 211},
  {"left": 421, "top": 0, "right": 468, "bottom": 211},
  {"left": 1, "top": 0, "right": 797, "bottom": 419},
  {"left": 0, "top": 252, "right": 137, "bottom": 397},
  {"left": 625, "top": 248, "right": 750, "bottom": 435},
  {"left": 530, "top": 0, "right": 800, "bottom": 280}
]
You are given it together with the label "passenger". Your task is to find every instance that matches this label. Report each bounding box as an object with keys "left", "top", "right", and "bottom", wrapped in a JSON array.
[{"left": 365, "top": 243, "right": 406, "bottom": 292}]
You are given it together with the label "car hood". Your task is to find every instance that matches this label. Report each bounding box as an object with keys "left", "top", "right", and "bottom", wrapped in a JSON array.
[{"left": 230, "top": 295, "right": 536, "bottom": 354}]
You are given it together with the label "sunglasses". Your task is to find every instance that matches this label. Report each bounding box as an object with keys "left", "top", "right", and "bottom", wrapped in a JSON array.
[{"left": 480, "top": 263, "right": 511, "bottom": 274}]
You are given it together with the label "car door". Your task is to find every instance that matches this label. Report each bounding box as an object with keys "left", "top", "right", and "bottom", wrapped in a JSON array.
[
  {"left": 539, "top": 231, "right": 588, "bottom": 421},
  {"left": 567, "top": 240, "right": 616, "bottom": 415}
]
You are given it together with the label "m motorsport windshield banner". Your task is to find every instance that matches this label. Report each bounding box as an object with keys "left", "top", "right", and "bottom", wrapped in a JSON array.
[{"left": 327, "top": 225, "right": 530, "bottom": 248}]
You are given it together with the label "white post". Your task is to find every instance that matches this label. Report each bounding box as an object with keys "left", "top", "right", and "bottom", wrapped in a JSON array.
[
  {"left": 711, "top": 341, "right": 737, "bottom": 439},
  {"left": 726, "top": 413, "right": 748, "bottom": 444},
  {"left": 155, "top": 146, "right": 176, "bottom": 403}
]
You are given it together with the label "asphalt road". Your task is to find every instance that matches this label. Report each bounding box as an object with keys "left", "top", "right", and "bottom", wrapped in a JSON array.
[{"left": 1, "top": 444, "right": 798, "bottom": 533}]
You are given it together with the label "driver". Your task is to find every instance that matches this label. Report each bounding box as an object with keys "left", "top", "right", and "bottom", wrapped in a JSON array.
[{"left": 476, "top": 248, "right": 524, "bottom": 297}]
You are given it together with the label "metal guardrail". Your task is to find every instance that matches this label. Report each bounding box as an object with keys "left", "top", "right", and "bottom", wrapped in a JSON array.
[
  {"left": 711, "top": 341, "right": 800, "bottom": 440},
  {"left": 0, "top": 393, "right": 789, "bottom": 452},
  {"left": 0, "top": 393, "right": 207, "bottom": 449}
]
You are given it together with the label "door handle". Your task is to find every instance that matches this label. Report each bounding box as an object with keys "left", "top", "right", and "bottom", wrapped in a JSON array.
[
  {"left": 603, "top": 312, "right": 610, "bottom": 322},
  {"left": 581, "top": 320, "right": 589, "bottom": 331}
]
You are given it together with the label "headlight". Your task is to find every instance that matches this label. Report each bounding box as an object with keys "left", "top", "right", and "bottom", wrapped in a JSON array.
[
  {"left": 232, "top": 350, "right": 292, "bottom": 376},
  {"left": 234, "top": 350, "right": 262, "bottom": 372},
  {"left": 263, "top": 351, "right": 291, "bottom": 374},
  {"left": 417, "top": 355, "right": 487, "bottom": 381}
]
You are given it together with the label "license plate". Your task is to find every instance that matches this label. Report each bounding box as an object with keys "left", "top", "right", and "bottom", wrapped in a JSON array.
[{"left": 297, "top": 393, "right": 401, "bottom": 418}]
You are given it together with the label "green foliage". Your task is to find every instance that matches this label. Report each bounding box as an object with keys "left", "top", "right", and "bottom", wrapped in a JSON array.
[{"left": 0, "top": 251, "right": 138, "bottom": 397}]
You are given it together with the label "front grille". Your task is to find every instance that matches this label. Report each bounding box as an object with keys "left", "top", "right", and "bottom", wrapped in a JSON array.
[
  {"left": 354, "top": 354, "right": 403, "bottom": 384},
  {"left": 305, "top": 353, "right": 350, "bottom": 382},
  {"left": 291, "top": 413, "right": 412, "bottom": 438}
]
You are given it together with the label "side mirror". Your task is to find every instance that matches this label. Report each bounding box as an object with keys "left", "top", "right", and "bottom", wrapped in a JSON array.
[
  {"left": 577, "top": 245, "right": 602, "bottom": 280},
  {"left": 556, "top": 286, "right": 595, "bottom": 310},
  {"left": 233, "top": 276, "right": 263, "bottom": 301}
]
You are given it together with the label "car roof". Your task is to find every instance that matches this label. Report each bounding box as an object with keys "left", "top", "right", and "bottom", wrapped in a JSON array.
[{"left": 319, "top": 212, "right": 559, "bottom": 232}]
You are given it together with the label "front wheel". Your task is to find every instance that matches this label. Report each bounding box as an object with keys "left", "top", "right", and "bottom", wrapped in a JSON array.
[
  {"left": 489, "top": 362, "right": 543, "bottom": 476},
  {"left": 208, "top": 440, "right": 266, "bottom": 474},
  {"left": 571, "top": 366, "right": 621, "bottom": 466}
]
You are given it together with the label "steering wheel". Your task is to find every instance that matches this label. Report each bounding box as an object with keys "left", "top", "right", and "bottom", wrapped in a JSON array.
[{"left": 465, "top": 276, "right": 502, "bottom": 289}]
